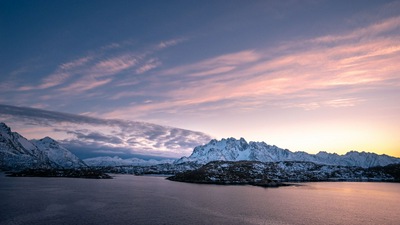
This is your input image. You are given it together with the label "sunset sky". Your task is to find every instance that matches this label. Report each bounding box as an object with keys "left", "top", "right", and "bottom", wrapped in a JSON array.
[{"left": 1, "top": 0, "right": 399, "bottom": 158}]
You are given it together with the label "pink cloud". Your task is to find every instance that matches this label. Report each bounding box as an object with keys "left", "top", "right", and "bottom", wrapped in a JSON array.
[
  {"left": 60, "top": 56, "right": 92, "bottom": 70},
  {"left": 135, "top": 58, "right": 161, "bottom": 74},
  {"left": 101, "top": 17, "right": 400, "bottom": 119},
  {"left": 90, "top": 54, "right": 138, "bottom": 76},
  {"left": 14, "top": 37, "right": 189, "bottom": 97},
  {"left": 59, "top": 78, "right": 112, "bottom": 93},
  {"left": 43, "top": 54, "right": 139, "bottom": 94},
  {"left": 17, "top": 71, "right": 71, "bottom": 91},
  {"left": 311, "top": 16, "right": 400, "bottom": 44},
  {"left": 17, "top": 56, "right": 93, "bottom": 91},
  {"left": 324, "top": 98, "right": 364, "bottom": 108},
  {"left": 161, "top": 50, "right": 261, "bottom": 76},
  {"left": 188, "top": 66, "right": 236, "bottom": 77}
]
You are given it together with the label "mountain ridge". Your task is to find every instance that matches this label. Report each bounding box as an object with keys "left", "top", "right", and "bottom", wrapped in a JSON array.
[
  {"left": 83, "top": 156, "right": 174, "bottom": 167},
  {"left": 176, "top": 137, "right": 400, "bottom": 168}
]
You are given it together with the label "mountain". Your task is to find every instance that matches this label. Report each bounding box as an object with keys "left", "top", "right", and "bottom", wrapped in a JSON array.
[
  {"left": 0, "top": 122, "right": 50, "bottom": 170},
  {"left": 176, "top": 137, "right": 400, "bottom": 168},
  {"left": 0, "top": 122, "right": 86, "bottom": 171},
  {"left": 83, "top": 156, "right": 174, "bottom": 167},
  {"left": 32, "top": 137, "right": 87, "bottom": 169}
]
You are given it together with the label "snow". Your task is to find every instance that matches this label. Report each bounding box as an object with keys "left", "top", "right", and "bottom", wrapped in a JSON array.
[
  {"left": 33, "top": 137, "right": 87, "bottom": 169},
  {"left": 17, "top": 137, "right": 37, "bottom": 154}
]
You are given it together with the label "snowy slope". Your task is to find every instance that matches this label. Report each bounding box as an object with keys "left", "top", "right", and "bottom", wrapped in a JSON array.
[
  {"left": 32, "top": 137, "right": 87, "bottom": 169},
  {"left": 84, "top": 156, "right": 174, "bottom": 167},
  {"left": 176, "top": 137, "right": 400, "bottom": 168},
  {"left": 0, "top": 122, "right": 50, "bottom": 170}
]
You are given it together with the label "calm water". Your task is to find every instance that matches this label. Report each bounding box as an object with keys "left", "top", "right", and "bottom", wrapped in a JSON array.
[{"left": 0, "top": 173, "right": 399, "bottom": 225}]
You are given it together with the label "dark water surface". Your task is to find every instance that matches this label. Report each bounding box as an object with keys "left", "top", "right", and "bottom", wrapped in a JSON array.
[{"left": 1, "top": 173, "right": 399, "bottom": 225}]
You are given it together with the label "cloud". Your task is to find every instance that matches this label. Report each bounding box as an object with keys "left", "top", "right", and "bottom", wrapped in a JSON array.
[
  {"left": 59, "top": 56, "right": 93, "bottom": 70},
  {"left": 0, "top": 104, "right": 213, "bottom": 158},
  {"left": 100, "top": 42, "right": 121, "bottom": 50},
  {"left": 161, "top": 50, "right": 261, "bottom": 76},
  {"left": 65, "top": 130, "right": 124, "bottom": 145},
  {"left": 9, "top": 37, "right": 187, "bottom": 98},
  {"left": 120, "top": 16, "right": 399, "bottom": 115},
  {"left": 89, "top": 54, "right": 138, "bottom": 77},
  {"left": 324, "top": 98, "right": 364, "bottom": 108},
  {"left": 59, "top": 78, "right": 113, "bottom": 93},
  {"left": 311, "top": 16, "right": 400, "bottom": 44},
  {"left": 135, "top": 58, "right": 161, "bottom": 74},
  {"left": 54, "top": 54, "right": 140, "bottom": 93},
  {"left": 0, "top": 104, "right": 105, "bottom": 125},
  {"left": 156, "top": 37, "right": 187, "bottom": 50},
  {"left": 17, "top": 56, "right": 93, "bottom": 91}
]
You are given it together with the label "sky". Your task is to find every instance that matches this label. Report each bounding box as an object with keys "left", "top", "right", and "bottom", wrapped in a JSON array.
[{"left": 1, "top": 0, "right": 399, "bottom": 158}]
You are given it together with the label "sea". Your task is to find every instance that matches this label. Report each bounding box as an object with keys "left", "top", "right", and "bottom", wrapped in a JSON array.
[{"left": 0, "top": 173, "right": 399, "bottom": 225}]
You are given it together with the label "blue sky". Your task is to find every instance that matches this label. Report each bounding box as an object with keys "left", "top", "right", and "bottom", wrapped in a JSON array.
[{"left": 1, "top": 0, "right": 399, "bottom": 158}]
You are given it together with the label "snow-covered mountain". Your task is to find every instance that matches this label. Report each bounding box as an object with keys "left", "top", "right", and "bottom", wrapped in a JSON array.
[
  {"left": 176, "top": 137, "right": 400, "bottom": 168},
  {"left": 32, "top": 137, "right": 87, "bottom": 169},
  {"left": 0, "top": 122, "right": 50, "bottom": 170},
  {"left": 83, "top": 156, "right": 174, "bottom": 167},
  {"left": 0, "top": 122, "right": 86, "bottom": 170}
]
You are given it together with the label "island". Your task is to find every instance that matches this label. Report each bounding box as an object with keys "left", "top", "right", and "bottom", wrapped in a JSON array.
[{"left": 167, "top": 160, "right": 400, "bottom": 188}]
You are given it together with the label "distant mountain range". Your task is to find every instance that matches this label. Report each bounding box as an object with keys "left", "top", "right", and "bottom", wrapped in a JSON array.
[
  {"left": 1, "top": 122, "right": 400, "bottom": 173},
  {"left": 176, "top": 137, "right": 400, "bottom": 168},
  {"left": 83, "top": 156, "right": 174, "bottom": 167}
]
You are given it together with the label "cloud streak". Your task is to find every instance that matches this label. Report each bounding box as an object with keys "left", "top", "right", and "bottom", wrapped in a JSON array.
[
  {"left": 136, "top": 58, "right": 162, "bottom": 74},
  {"left": 90, "top": 54, "right": 138, "bottom": 77},
  {"left": 156, "top": 37, "right": 187, "bottom": 50}
]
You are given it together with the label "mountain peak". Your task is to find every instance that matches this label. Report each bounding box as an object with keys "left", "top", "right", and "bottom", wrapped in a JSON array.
[
  {"left": 0, "top": 122, "right": 11, "bottom": 133},
  {"left": 39, "top": 136, "right": 57, "bottom": 144}
]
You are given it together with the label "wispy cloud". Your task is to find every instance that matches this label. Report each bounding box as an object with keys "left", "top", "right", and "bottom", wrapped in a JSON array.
[
  {"left": 10, "top": 37, "right": 187, "bottom": 98},
  {"left": 59, "top": 78, "right": 113, "bottom": 93},
  {"left": 100, "top": 42, "right": 121, "bottom": 50},
  {"left": 162, "top": 50, "right": 261, "bottom": 76},
  {"left": 59, "top": 56, "right": 93, "bottom": 70},
  {"left": 136, "top": 58, "right": 161, "bottom": 74},
  {"left": 280, "top": 98, "right": 365, "bottom": 111},
  {"left": 17, "top": 56, "right": 93, "bottom": 91},
  {"left": 90, "top": 54, "right": 138, "bottom": 77},
  {"left": 156, "top": 37, "right": 187, "bottom": 50},
  {"left": 311, "top": 16, "right": 400, "bottom": 44},
  {"left": 100, "top": 16, "right": 400, "bottom": 119}
]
